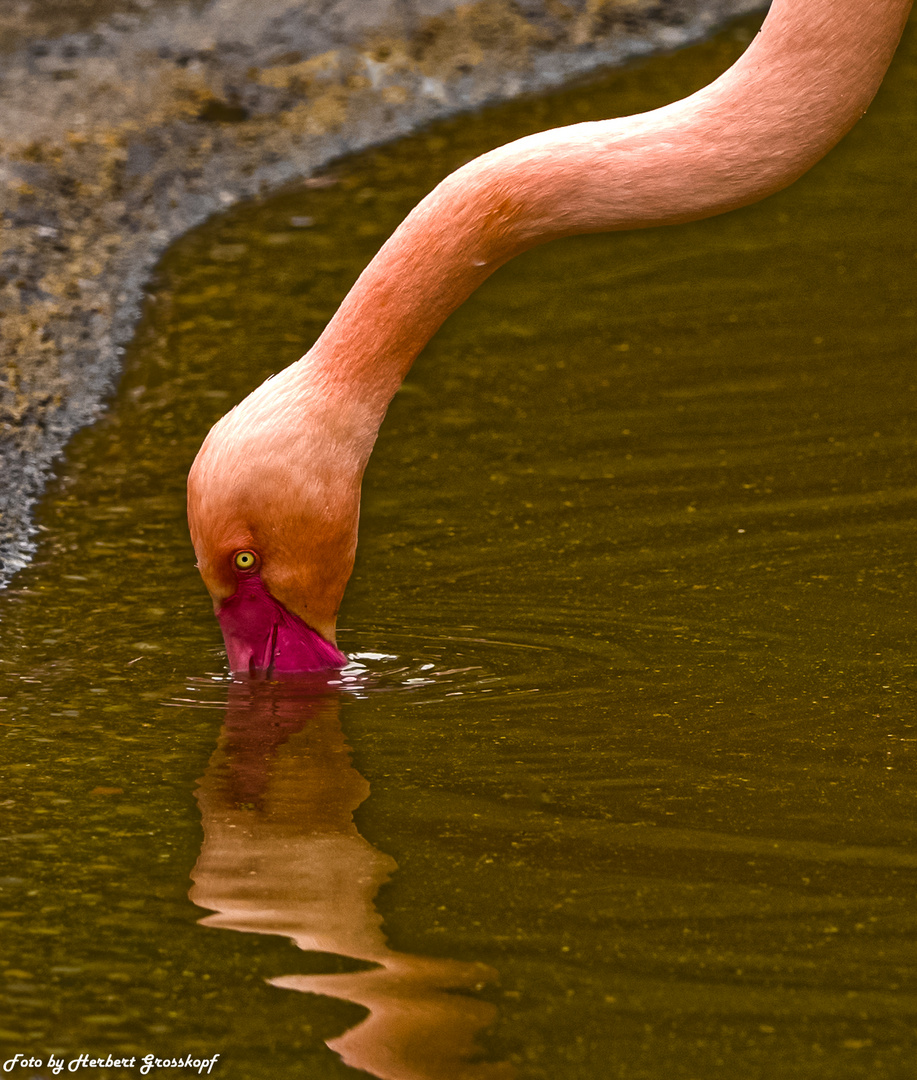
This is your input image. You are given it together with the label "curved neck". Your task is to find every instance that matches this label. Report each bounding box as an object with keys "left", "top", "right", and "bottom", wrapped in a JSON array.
[{"left": 296, "top": 0, "right": 912, "bottom": 443}]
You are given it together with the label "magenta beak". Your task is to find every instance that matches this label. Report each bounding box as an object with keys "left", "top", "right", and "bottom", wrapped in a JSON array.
[{"left": 216, "top": 574, "right": 346, "bottom": 676}]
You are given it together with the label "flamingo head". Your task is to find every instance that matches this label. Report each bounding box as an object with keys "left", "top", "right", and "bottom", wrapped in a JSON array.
[{"left": 187, "top": 372, "right": 368, "bottom": 676}]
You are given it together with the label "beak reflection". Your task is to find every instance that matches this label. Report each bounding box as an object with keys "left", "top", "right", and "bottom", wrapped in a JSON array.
[{"left": 189, "top": 680, "right": 513, "bottom": 1080}]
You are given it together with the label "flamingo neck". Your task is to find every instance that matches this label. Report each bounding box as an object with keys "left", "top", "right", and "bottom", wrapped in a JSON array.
[{"left": 291, "top": 0, "right": 911, "bottom": 449}]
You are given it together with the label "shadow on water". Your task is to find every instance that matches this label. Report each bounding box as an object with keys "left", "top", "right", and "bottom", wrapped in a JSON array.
[{"left": 2, "top": 9, "right": 917, "bottom": 1079}]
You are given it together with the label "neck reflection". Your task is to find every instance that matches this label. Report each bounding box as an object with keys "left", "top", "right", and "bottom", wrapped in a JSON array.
[{"left": 189, "top": 679, "right": 513, "bottom": 1080}]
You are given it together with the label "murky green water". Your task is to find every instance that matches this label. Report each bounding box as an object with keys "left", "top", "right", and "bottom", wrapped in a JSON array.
[{"left": 3, "top": 12, "right": 917, "bottom": 1079}]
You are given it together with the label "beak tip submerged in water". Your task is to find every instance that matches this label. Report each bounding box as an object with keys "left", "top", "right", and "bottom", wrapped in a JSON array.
[{"left": 217, "top": 574, "right": 346, "bottom": 676}]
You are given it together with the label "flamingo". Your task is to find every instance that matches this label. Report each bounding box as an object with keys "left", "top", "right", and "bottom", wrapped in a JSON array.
[{"left": 187, "top": 0, "right": 913, "bottom": 676}]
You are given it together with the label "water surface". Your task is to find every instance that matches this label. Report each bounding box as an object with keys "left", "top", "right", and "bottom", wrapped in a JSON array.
[{"left": 2, "top": 12, "right": 917, "bottom": 1079}]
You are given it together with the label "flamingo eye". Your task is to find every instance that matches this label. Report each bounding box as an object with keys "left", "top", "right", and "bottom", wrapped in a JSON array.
[{"left": 233, "top": 550, "right": 259, "bottom": 572}]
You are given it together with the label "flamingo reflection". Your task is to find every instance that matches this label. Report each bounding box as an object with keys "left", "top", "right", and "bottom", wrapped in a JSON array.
[{"left": 189, "top": 680, "right": 513, "bottom": 1080}]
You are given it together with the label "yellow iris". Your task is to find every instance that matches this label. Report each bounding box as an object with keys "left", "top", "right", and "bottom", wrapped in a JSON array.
[{"left": 233, "top": 550, "right": 258, "bottom": 571}]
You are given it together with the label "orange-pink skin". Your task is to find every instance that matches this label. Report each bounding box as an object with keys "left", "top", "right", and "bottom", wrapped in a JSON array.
[{"left": 187, "top": 0, "right": 913, "bottom": 665}]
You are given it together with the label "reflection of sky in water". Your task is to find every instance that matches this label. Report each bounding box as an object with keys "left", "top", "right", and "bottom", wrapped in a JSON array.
[{"left": 1, "top": 10, "right": 917, "bottom": 1077}]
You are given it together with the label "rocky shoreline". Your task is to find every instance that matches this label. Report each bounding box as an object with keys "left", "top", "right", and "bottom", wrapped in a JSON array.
[{"left": 0, "top": 0, "right": 763, "bottom": 583}]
